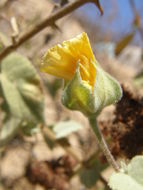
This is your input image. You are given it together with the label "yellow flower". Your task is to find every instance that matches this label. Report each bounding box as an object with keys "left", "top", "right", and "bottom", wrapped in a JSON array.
[
  {"left": 41, "top": 32, "right": 96, "bottom": 91},
  {"left": 41, "top": 32, "right": 122, "bottom": 116}
]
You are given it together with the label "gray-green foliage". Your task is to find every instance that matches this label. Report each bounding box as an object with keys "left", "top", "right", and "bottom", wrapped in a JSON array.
[
  {"left": 109, "top": 156, "right": 143, "bottom": 190},
  {"left": 80, "top": 159, "right": 107, "bottom": 188},
  {"left": 0, "top": 116, "right": 21, "bottom": 146},
  {"left": 44, "top": 78, "right": 62, "bottom": 98},
  {"left": 134, "top": 71, "right": 143, "bottom": 87},
  {"left": 53, "top": 120, "right": 82, "bottom": 139},
  {"left": 0, "top": 32, "right": 11, "bottom": 47},
  {"left": 0, "top": 53, "right": 44, "bottom": 146},
  {"left": 43, "top": 120, "right": 83, "bottom": 149}
]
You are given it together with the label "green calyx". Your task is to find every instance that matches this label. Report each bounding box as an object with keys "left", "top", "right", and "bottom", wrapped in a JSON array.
[
  {"left": 62, "top": 61, "right": 122, "bottom": 116},
  {"left": 62, "top": 63, "right": 95, "bottom": 115}
]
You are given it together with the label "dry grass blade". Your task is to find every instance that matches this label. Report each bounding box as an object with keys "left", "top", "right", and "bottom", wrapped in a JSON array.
[{"left": 115, "top": 32, "right": 135, "bottom": 56}]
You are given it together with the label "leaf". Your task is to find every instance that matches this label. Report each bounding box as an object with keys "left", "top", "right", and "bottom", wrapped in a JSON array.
[
  {"left": 80, "top": 159, "right": 107, "bottom": 188},
  {"left": 115, "top": 32, "right": 135, "bottom": 55},
  {"left": 0, "top": 32, "right": 11, "bottom": 47},
  {"left": 44, "top": 78, "right": 62, "bottom": 97},
  {"left": 134, "top": 71, "right": 143, "bottom": 87},
  {"left": 0, "top": 32, "right": 11, "bottom": 52},
  {"left": 0, "top": 43, "right": 3, "bottom": 52},
  {"left": 109, "top": 173, "right": 143, "bottom": 190},
  {"left": 109, "top": 156, "right": 143, "bottom": 190},
  {"left": 21, "top": 121, "right": 40, "bottom": 136},
  {"left": 0, "top": 116, "right": 21, "bottom": 147},
  {"left": 0, "top": 53, "right": 44, "bottom": 123},
  {"left": 133, "top": 14, "right": 141, "bottom": 29},
  {"left": 128, "top": 156, "right": 143, "bottom": 185},
  {"left": 53, "top": 120, "right": 83, "bottom": 139},
  {"left": 43, "top": 132, "right": 55, "bottom": 149}
]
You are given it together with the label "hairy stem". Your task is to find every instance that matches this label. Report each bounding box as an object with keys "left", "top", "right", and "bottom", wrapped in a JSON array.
[{"left": 89, "top": 116, "right": 120, "bottom": 172}]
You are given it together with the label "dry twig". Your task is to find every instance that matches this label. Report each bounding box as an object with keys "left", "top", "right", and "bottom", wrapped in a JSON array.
[
  {"left": 129, "top": 0, "right": 143, "bottom": 40},
  {"left": 0, "top": 0, "right": 102, "bottom": 62}
]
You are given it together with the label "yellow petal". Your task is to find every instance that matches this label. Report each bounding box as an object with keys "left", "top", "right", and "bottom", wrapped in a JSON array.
[{"left": 41, "top": 32, "right": 96, "bottom": 90}]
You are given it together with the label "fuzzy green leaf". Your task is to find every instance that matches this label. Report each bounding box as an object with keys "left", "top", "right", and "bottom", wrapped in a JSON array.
[
  {"left": 80, "top": 159, "right": 107, "bottom": 188},
  {"left": 0, "top": 32, "right": 11, "bottom": 47},
  {"left": 134, "top": 71, "right": 143, "bottom": 87},
  {"left": 0, "top": 53, "right": 44, "bottom": 123},
  {"left": 0, "top": 116, "right": 21, "bottom": 147},
  {"left": 109, "top": 156, "right": 143, "bottom": 190},
  {"left": 53, "top": 120, "right": 82, "bottom": 139},
  {"left": 128, "top": 156, "right": 143, "bottom": 185}
]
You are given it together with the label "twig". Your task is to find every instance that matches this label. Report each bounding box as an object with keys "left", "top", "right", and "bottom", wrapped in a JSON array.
[
  {"left": 0, "top": 0, "right": 101, "bottom": 61},
  {"left": 129, "top": 0, "right": 143, "bottom": 40},
  {"left": 129, "top": 0, "right": 137, "bottom": 15}
]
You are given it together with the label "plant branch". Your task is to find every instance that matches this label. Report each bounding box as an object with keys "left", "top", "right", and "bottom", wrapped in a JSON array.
[
  {"left": 129, "top": 0, "right": 143, "bottom": 40},
  {"left": 0, "top": 0, "right": 101, "bottom": 61}
]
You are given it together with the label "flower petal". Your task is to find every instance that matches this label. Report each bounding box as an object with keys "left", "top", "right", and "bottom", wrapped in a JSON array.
[{"left": 40, "top": 32, "right": 96, "bottom": 88}]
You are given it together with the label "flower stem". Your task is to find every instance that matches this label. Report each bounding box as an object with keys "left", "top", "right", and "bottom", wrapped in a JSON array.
[{"left": 89, "top": 116, "right": 120, "bottom": 172}]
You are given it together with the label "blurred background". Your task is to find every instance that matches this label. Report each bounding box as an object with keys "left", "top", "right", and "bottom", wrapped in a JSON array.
[{"left": 0, "top": 0, "right": 143, "bottom": 190}]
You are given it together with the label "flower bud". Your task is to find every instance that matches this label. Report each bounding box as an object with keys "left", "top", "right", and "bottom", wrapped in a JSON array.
[{"left": 41, "top": 32, "right": 122, "bottom": 116}]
